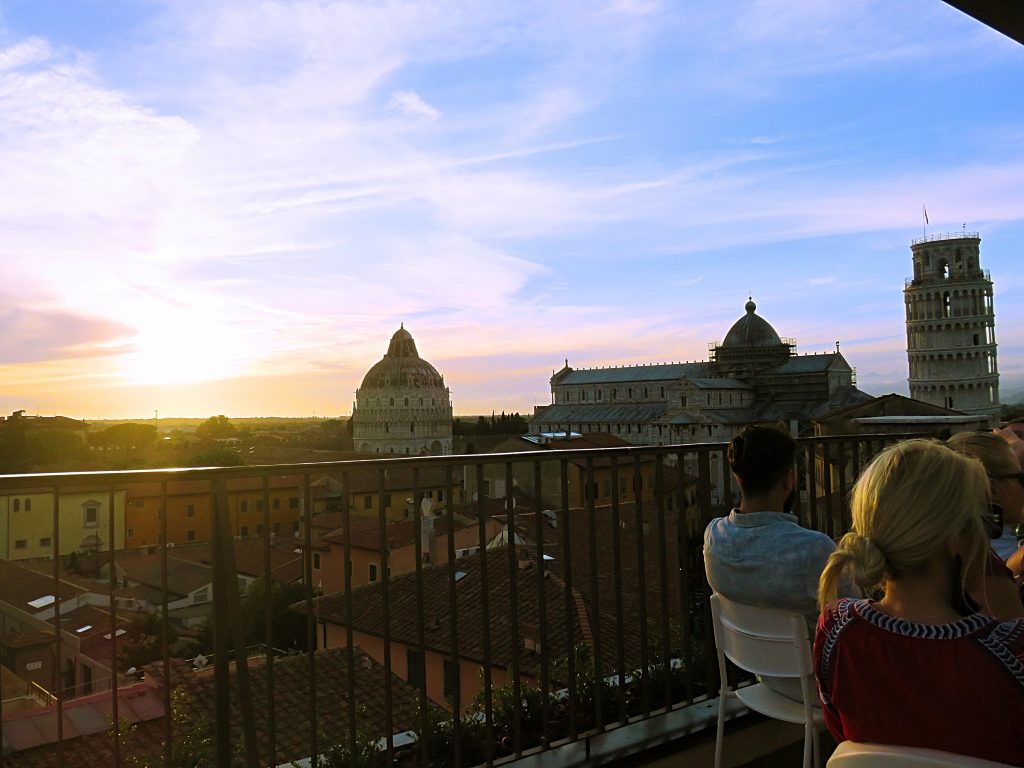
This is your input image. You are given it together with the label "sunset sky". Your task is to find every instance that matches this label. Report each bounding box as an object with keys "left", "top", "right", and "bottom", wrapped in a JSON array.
[{"left": 1, "top": 0, "right": 1022, "bottom": 419}]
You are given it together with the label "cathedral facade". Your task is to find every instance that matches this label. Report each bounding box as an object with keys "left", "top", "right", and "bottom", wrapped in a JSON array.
[
  {"left": 530, "top": 300, "right": 871, "bottom": 445},
  {"left": 904, "top": 232, "right": 1000, "bottom": 425},
  {"left": 351, "top": 326, "right": 453, "bottom": 455}
]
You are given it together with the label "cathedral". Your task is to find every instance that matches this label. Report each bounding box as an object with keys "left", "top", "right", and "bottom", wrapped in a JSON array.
[
  {"left": 351, "top": 325, "right": 453, "bottom": 455},
  {"left": 529, "top": 300, "right": 872, "bottom": 445}
]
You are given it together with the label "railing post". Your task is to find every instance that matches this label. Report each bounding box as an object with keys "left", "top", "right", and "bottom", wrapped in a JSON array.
[{"left": 211, "top": 476, "right": 232, "bottom": 767}]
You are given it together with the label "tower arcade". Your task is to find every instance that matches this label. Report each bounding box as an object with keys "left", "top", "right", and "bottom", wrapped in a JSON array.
[{"left": 904, "top": 233, "right": 1000, "bottom": 424}]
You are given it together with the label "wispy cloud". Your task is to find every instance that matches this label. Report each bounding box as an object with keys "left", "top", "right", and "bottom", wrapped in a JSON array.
[
  {"left": 0, "top": 0, "right": 1021, "bottom": 415},
  {"left": 386, "top": 90, "right": 441, "bottom": 122}
]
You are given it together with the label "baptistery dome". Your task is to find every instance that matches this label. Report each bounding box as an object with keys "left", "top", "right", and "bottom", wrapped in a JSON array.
[
  {"left": 360, "top": 327, "right": 446, "bottom": 390},
  {"left": 351, "top": 325, "right": 453, "bottom": 456}
]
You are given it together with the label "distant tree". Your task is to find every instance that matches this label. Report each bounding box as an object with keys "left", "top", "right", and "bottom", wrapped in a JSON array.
[
  {"left": 22, "top": 429, "right": 88, "bottom": 467},
  {"left": 89, "top": 423, "right": 157, "bottom": 453},
  {"left": 195, "top": 415, "right": 237, "bottom": 441},
  {"left": 473, "top": 416, "right": 490, "bottom": 436}
]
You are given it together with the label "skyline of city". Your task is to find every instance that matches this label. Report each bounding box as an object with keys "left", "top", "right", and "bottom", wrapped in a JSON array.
[{"left": 1, "top": 1, "right": 1022, "bottom": 419}]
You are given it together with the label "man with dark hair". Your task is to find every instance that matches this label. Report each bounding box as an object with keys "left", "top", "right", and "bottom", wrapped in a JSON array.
[{"left": 703, "top": 425, "right": 835, "bottom": 616}]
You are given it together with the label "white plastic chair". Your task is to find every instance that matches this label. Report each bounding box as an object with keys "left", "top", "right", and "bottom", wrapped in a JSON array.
[
  {"left": 710, "top": 592, "right": 824, "bottom": 768},
  {"left": 827, "top": 741, "right": 1017, "bottom": 767}
]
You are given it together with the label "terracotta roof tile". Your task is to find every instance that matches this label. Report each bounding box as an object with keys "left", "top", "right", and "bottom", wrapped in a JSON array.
[{"left": 3, "top": 648, "right": 432, "bottom": 767}]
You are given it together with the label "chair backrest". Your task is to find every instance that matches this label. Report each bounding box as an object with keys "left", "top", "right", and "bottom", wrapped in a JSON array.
[
  {"left": 710, "top": 592, "right": 813, "bottom": 679},
  {"left": 827, "top": 740, "right": 1017, "bottom": 767}
]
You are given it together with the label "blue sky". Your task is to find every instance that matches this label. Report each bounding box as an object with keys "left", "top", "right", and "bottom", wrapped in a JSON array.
[{"left": 0, "top": 0, "right": 1022, "bottom": 418}]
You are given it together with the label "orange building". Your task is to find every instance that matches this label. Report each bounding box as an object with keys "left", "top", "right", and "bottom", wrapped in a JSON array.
[
  {"left": 124, "top": 476, "right": 305, "bottom": 548},
  {"left": 304, "top": 513, "right": 501, "bottom": 595}
]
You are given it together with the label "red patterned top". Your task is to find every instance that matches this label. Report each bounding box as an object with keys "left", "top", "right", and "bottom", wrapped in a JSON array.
[{"left": 815, "top": 598, "right": 1024, "bottom": 765}]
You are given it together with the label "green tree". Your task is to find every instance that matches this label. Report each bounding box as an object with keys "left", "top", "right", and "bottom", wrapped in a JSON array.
[
  {"left": 119, "top": 613, "right": 178, "bottom": 672},
  {"left": 89, "top": 423, "right": 157, "bottom": 452},
  {"left": 195, "top": 415, "right": 237, "bottom": 441},
  {"left": 129, "top": 687, "right": 217, "bottom": 768}
]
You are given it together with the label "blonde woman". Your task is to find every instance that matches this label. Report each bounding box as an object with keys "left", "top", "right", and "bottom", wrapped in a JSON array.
[{"left": 814, "top": 439, "right": 1024, "bottom": 764}]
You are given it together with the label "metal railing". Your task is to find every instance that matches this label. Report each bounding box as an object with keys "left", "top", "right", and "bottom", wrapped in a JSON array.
[{"left": 0, "top": 434, "right": 907, "bottom": 767}]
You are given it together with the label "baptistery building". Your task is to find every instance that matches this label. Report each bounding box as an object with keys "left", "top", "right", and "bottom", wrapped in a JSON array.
[
  {"left": 530, "top": 299, "right": 872, "bottom": 446},
  {"left": 351, "top": 325, "right": 453, "bottom": 455}
]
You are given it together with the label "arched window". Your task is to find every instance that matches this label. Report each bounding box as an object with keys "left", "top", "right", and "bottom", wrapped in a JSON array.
[
  {"left": 13, "top": 499, "right": 20, "bottom": 512},
  {"left": 24, "top": 498, "right": 31, "bottom": 511}
]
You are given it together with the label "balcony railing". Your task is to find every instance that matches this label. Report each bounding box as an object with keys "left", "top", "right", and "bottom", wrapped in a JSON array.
[{"left": 0, "top": 434, "right": 909, "bottom": 767}]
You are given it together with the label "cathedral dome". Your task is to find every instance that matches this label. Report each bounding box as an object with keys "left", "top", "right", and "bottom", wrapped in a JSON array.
[
  {"left": 721, "top": 299, "right": 783, "bottom": 348},
  {"left": 360, "top": 325, "right": 445, "bottom": 390}
]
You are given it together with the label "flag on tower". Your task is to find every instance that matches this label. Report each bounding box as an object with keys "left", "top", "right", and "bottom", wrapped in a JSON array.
[{"left": 923, "top": 205, "right": 929, "bottom": 225}]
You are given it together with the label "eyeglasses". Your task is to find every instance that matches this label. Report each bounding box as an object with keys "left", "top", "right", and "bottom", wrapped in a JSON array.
[{"left": 990, "top": 471, "right": 1024, "bottom": 487}]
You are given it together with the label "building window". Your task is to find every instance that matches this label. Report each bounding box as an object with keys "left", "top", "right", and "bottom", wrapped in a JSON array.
[
  {"left": 597, "top": 389, "right": 603, "bottom": 401},
  {"left": 437, "top": 489, "right": 445, "bottom": 502},
  {"left": 256, "top": 499, "right": 265, "bottom": 511},
  {"left": 383, "top": 494, "right": 392, "bottom": 508},
  {"left": 84, "top": 504, "right": 99, "bottom": 528},
  {"left": 24, "top": 498, "right": 31, "bottom": 511},
  {"left": 312, "top": 552, "right": 321, "bottom": 570},
  {"left": 660, "top": 387, "right": 665, "bottom": 398},
  {"left": 240, "top": 500, "right": 248, "bottom": 514},
  {"left": 369, "top": 563, "right": 378, "bottom": 582},
  {"left": 273, "top": 498, "right": 281, "bottom": 510},
  {"left": 187, "top": 504, "right": 196, "bottom": 518},
  {"left": 126, "top": 528, "right": 134, "bottom": 538},
  {"left": 13, "top": 499, "right": 19, "bottom": 512},
  {"left": 256, "top": 523, "right": 263, "bottom": 535},
  {"left": 15, "top": 539, "right": 27, "bottom": 549},
  {"left": 240, "top": 525, "right": 249, "bottom": 538},
  {"left": 289, "top": 496, "right": 299, "bottom": 510},
  {"left": 444, "top": 659, "right": 457, "bottom": 698},
  {"left": 39, "top": 537, "right": 52, "bottom": 548},
  {"left": 364, "top": 495, "right": 373, "bottom": 510},
  {"left": 407, "top": 649, "right": 425, "bottom": 688},
  {"left": 187, "top": 529, "right": 196, "bottom": 541}
]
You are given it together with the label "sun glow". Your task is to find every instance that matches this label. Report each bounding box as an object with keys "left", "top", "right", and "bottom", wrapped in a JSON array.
[{"left": 117, "top": 311, "right": 246, "bottom": 387}]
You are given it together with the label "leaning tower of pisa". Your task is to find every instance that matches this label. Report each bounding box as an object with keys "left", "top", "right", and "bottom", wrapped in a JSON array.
[{"left": 904, "top": 232, "right": 1000, "bottom": 425}]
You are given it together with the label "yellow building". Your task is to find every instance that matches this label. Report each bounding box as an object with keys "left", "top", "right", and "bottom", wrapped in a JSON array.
[{"left": 0, "top": 489, "right": 126, "bottom": 561}]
